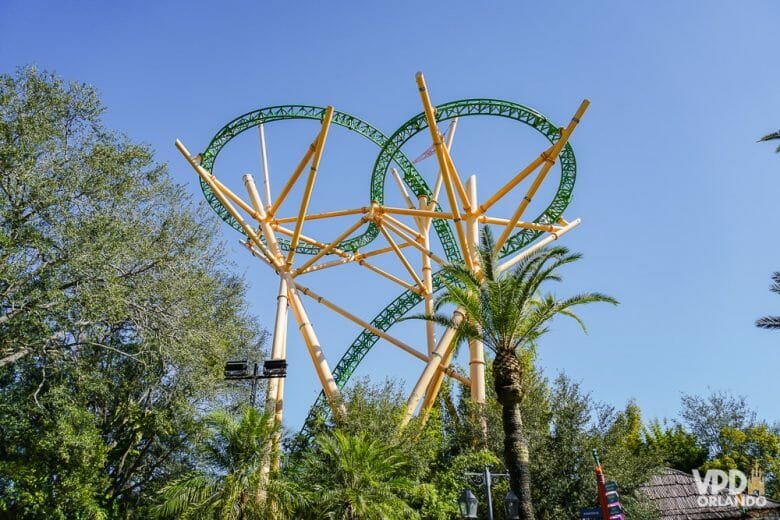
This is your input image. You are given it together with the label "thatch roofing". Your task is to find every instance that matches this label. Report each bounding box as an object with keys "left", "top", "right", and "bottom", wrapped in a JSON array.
[{"left": 638, "top": 468, "right": 780, "bottom": 519}]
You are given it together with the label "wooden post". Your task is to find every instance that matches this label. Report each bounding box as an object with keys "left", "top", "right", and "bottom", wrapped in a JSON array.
[
  {"left": 287, "top": 106, "right": 334, "bottom": 266},
  {"left": 401, "top": 308, "right": 465, "bottom": 427}
]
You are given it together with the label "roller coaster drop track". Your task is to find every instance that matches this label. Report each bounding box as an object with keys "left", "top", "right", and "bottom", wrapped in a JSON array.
[{"left": 176, "top": 72, "right": 586, "bottom": 443}]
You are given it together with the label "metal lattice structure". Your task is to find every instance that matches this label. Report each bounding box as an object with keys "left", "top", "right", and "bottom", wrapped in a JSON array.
[{"left": 176, "top": 73, "right": 588, "bottom": 450}]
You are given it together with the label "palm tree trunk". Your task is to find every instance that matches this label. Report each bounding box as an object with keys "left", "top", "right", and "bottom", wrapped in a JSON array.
[
  {"left": 494, "top": 349, "right": 535, "bottom": 520},
  {"left": 502, "top": 400, "right": 534, "bottom": 520}
]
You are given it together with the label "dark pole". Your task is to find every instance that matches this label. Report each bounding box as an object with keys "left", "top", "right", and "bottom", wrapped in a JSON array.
[
  {"left": 484, "top": 466, "right": 494, "bottom": 520},
  {"left": 249, "top": 362, "right": 259, "bottom": 407}
]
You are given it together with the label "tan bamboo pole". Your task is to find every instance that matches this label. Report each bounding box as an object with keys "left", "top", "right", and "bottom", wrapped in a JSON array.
[
  {"left": 265, "top": 277, "right": 289, "bottom": 420},
  {"left": 419, "top": 346, "right": 457, "bottom": 421},
  {"left": 274, "top": 224, "right": 422, "bottom": 294},
  {"left": 418, "top": 195, "right": 436, "bottom": 356},
  {"left": 241, "top": 240, "right": 280, "bottom": 273},
  {"left": 380, "top": 212, "right": 426, "bottom": 240},
  {"left": 285, "top": 276, "right": 345, "bottom": 418},
  {"left": 258, "top": 123, "right": 272, "bottom": 210},
  {"left": 497, "top": 218, "right": 581, "bottom": 274},
  {"left": 420, "top": 176, "right": 485, "bottom": 421},
  {"left": 401, "top": 307, "right": 465, "bottom": 427},
  {"left": 429, "top": 118, "right": 458, "bottom": 209},
  {"left": 268, "top": 137, "right": 318, "bottom": 218},
  {"left": 294, "top": 283, "right": 469, "bottom": 385},
  {"left": 210, "top": 176, "right": 261, "bottom": 221},
  {"left": 287, "top": 106, "right": 335, "bottom": 266},
  {"left": 478, "top": 154, "right": 547, "bottom": 215},
  {"left": 479, "top": 215, "right": 559, "bottom": 233},
  {"left": 175, "top": 140, "right": 281, "bottom": 269},
  {"left": 493, "top": 100, "right": 589, "bottom": 254},
  {"left": 243, "top": 174, "right": 285, "bottom": 260},
  {"left": 443, "top": 149, "right": 471, "bottom": 211},
  {"left": 273, "top": 207, "right": 368, "bottom": 225},
  {"left": 381, "top": 218, "right": 449, "bottom": 268},
  {"left": 271, "top": 317, "right": 287, "bottom": 470},
  {"left": 380, "top": 206, "right": 454, "bottom": 219},
  {"left": 465, "top": 176, "right": 486, "bottom": 407},
  {"left": 380, "top": 207, "right": 560, "bottom": 234},
  {"left": 390, "top": 167, "right": 419, "bottom": 219},
  {"left": 293, "top": 217, "right": 367, "bottom": 275},
  {"left": 378, "top": 222, "right": 424, "bottom": 289},
  {"left": 415, "top": 72, "right": 472, "bottom": 270},
  {"left": 297, "top": 242, "right": 411, "bottom": 275}
]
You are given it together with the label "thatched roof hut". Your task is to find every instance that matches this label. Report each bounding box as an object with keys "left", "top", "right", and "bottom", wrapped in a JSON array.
[{"left": 638, "top": 468, "right": 780, "bottom": 519}]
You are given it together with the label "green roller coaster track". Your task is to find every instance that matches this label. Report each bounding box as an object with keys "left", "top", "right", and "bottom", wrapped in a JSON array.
[{"left": 197, "top": 99, "right": 576, "bottom": 439}]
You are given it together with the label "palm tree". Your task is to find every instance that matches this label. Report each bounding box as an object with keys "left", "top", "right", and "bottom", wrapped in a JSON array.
[
  {"left": 414, "top": 228, "right": 617, "bottom": 520},
  {"left": 756, "top": 272, "right": 780, "bottom": 329},
  {"left": 296, "top": 430, "right": 419, "bottom": 520},
  {"left": 154, "top": 406, "right": 302, "bottom": 519},
  {"left": 759, "top": 130, "right": 780, "bottom": 153}
]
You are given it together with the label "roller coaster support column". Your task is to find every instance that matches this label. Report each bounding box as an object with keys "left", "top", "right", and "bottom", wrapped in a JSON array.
[
  {"left": 402, "top": 308, "right": 465, "bottom": 427},
  {"left": 286, "top": 277, "right": 346, "bottom": 419},
  {"left": 466, "top": 176, "right": 487, "bottom": 406},
  {"left": 418, "top": 194, "right": 436, "bottom": 356}
]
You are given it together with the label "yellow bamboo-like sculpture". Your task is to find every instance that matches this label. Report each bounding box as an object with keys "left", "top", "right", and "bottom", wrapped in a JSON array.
[
  {"left": 497, "top": 218, "right": 581, "bottom": 274},
  {"left": 401, "top": 308, "right": 465, "bottom": 427},
  {"left": 268, "top": 137, "right": 318, "bottom": 218},
  {"left": 286, "top": 106, "right": 334, "bottom": 266},
  {"left": 286, "top": 278, "right": 346, "bottom": 418},
  {"left": 273, "top": 207, "right": 368, "bottom": 225},
  {"left": 175, "top": 140, "right": 281, "bottom": 269},
  {"left": 258, "top": 123, "right": 272, "bottom": 210},
  {"left": 415, "top": 72, "right": 473, "bottom": 270},
  {"left": 465, "top": 176, "right": 486, "bottom": 407},
  {"left": 294, "top": 283, "right": 469, "bottom": 386},
  {"left": 294, "top": 217, "right": 367, "bottom": 275},
  {"left": 378, "top": 223, "right": 424, "bottom": 290},
  {"left": 493, "top": 99, "right": 589, "bottom": 254},
  {"left": 181, "top": 71, "right": 589, "bottom": 440},
  {"left": 418, "top": 195, "right": 436, "bottom": 356}
]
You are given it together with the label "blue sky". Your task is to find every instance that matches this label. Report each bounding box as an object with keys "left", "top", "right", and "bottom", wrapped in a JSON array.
[{"left": 2, "top": 1, "right": 779, "bottom": 431}]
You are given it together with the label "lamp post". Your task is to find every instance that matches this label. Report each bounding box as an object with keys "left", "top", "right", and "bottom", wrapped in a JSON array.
[
  {"left": 460, "top": 466, "right": 519, "bottom": 520},
  {"left": 224, "top": 359, "right": 288, "bottom": 407}
]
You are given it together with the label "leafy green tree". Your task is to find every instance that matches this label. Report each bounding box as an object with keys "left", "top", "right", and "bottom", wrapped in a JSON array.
[
  {"left": 0, "top": 67, "right": 263, "bottom": 517},
  {"left": 680, "top": 390, "right": 756, "bottom": 457},
  {"left": 703, "top": 424, "right": 780, "bottom": 499},
  {"left": 643, "top": 420, "right": 708, "bottom": 472},
  {"left": 295, "top": 378, "right": 454, "bottom": 519},
  {"left": 413, "top": 228, "right": 617, "bottom": 519},
  {"left": 154, "top": 407, "right": 300, "bottom": 519},
  {"left": 295, "top": 430, "right": 420, "bottom": 520}
]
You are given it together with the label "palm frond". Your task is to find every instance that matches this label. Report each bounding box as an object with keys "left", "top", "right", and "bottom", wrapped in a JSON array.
[{"left": 756, "top": 315, "right": 780, "bottom": 329}]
